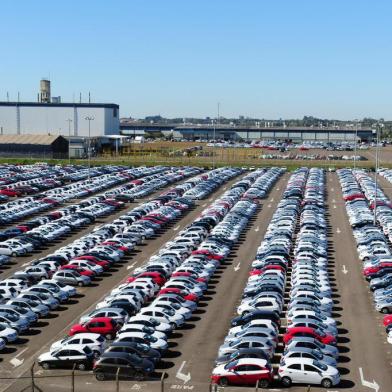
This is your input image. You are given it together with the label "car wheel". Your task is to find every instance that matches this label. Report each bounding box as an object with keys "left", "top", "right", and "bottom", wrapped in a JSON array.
[
  {"left": 134, "top": 371, "right": 145, "bottom": 381},
  {"left": 258, "top": 379, "right": 270, "bottom": 388},
  {"left": 77, "top": 363, "right": 86, "bottom": 371},
  {"left": 218, "top": 377, "right": 229, "bottom": 387},
  {"left": 41, "top": 362, "right": 50, "bottom": 370},
  {"left": 95, "top": 372, "right": 105, "bottom": 381},
  {"left": 281, "top": 376, "right": 292, "bottom": 387},
  {"left": 382, "top": 307, "right": 389, "bottom": 314},
  {"left": 93, "top": 350, "right": 100, "bottom": 359},
  {"left": 321, "top": 378, "right": 333, "bottom": 388},
  {"left": 78, "top": 282, "right": 84, "bottom": 287},
  {"left": 105, "top": 333, "right": 113, "bottom": 340}
]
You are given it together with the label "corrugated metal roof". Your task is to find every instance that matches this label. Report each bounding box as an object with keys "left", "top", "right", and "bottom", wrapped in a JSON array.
[{"left": 0, "top": 134, "right": 64, "bottom": 145}]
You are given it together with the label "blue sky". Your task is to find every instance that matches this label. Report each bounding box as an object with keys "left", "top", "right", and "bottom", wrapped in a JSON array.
[{"left": 0, "top": 0, "right": 391, "bottom": 119}]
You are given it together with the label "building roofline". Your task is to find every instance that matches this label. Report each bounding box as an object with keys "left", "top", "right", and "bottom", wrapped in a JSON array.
[{"left": 0, "top": 101, "right": 119, "bottom": 109}]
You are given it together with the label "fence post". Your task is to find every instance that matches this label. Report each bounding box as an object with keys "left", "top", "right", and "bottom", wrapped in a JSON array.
[
  {"left": 255, "top": 379, "right": 259, "bottom": 392},
  {"left": 306, "top": 386, "right": 311, "bottom": 392},
  {"left": 116, "top": 367, "right": 120, "bottom": 392},
  {"left": 71, "top": 363, "right": 76, "bottom": 392},
  {"left": 160, "top": 371, "right": 165, "bottom": 392},
  {"left": 30, "top": 362, "right": 35, "bottom": 392}
]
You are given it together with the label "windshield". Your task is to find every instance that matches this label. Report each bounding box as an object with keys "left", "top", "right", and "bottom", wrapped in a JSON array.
[
  {"left": 313, "top": 360, "right": 328, "bottom": 371},
  {"left": 224, "top": 360, "right": 238, "bottom": 370},
  {"left": 135, "top": 343, "right": 149, "bottom": 353}
]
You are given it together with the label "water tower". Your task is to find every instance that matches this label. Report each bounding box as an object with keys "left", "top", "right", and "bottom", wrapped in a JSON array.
[{"left": 40, "top": 79, "right": 51, "bottom": 103}]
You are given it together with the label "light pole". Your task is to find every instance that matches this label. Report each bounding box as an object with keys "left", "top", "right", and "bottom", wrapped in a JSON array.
[
  {"left": 66, "top": 119, "right": 72, "bottom": 165},
  {"left": 353, "top": 119, "right": 358, "bottom": 170},
  {"left": 85, "top": 116, "right": 94, "bottom": 180},
  {"left": 373, "top": 120, "right": 382, "bottom": 225}
]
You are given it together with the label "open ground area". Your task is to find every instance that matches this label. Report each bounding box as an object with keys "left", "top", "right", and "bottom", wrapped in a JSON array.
[{"left": 0, "top": 163, "right": 390, "bottom": 392}]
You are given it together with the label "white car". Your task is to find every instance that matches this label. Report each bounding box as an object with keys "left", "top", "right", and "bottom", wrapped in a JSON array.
[
  {"left": 278, "top": 357, "right": 340, "bottom": 388},
  {"left": 114, "top": 331, "right": 168, "bottom": 351},
  {"left": 0, "top": 323, "right": 18, "bottom": 342},
  {"left": 139, "top": 307, "right": 184, "bottom": 328},
  {"left": 50, "top": 333, "right": 107, "bottom": 357},
  {"left": 127, "top": 315, "right": 172, "bottom": 333}
]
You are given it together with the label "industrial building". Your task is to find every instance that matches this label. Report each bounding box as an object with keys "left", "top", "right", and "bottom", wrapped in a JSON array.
[
  {"left": 0, "top": 101, "right": 120, "bottom": 137},
  {"left": 0, "top": 134, "right": 68, "bottom": 159},
  {"left": 120, "top": 121, "right": 374, "bottom": 142},
  {"left": 0, "top": 79, "right": 120, "bottom": 138}
]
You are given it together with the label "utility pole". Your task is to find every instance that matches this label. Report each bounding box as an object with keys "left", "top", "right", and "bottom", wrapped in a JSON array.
[
  {"left": 66, "top": 119, "right": 73, "bottom": 165},
  {"left": 354, "top": 119, "right": 358, "bottom": 170},
  {"left": 85, "top": 116, "right": 94, "bottom": 180},
  {"left": 373, "top": 120, "right": 382, "bottom": 225}
]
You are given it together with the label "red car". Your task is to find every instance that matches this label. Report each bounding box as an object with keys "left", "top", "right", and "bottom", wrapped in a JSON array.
[
  {"left": 283, "top": 327, "right": 336, "bottom": 345},
  {"left": 0, "top": 188, "right": 20, "bottom": 197},
  {"left": 171, "top": 271, "right": 206, "bottom": 283},
  {"left": 383, "top": 314, "right": 392, "bottom": 326},
  {"left": 60, "top": 264, "right": 95, "bottom": 277},
  {"left": 363, "top": 262, "right": 392, "bottom": 276},
  {"left": 192, "top": 250, "right": 224, "bottom": 261},
  {"left": 211, "top": 358, "right": 273, "bottom": 387},
  {"left": 74, "top": 256, "right": 111, "bottom": 269},
  {"left": 69, "top": 317, "right": 120, "bottom": 339},
  {"left": 249, "top": 265, "right": 285, "bottom": 276},
  {"left": 100, "top": 241, "right": 130, "bottom": 253},
  {"left": 158, "top": 288, "right": 198, "bottom": 302},
  {"left": 127, "top": 272, "right": 166, "bottom": 286},
  {"left": 344, "top": 193, "right": 365, "bottom": 201}
]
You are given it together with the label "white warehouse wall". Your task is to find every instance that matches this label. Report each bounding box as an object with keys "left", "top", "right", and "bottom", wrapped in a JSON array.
[{"left": 0, "top": 104, "right": 119, "bottom": 137}]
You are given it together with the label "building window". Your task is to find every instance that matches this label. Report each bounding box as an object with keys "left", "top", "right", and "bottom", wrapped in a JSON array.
[{"left": 113, "top": 108, "right": 118, "bottom": 118}]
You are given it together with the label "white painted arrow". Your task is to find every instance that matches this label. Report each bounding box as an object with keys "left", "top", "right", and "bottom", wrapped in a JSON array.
[
  {"left": 276, "top": 188, "right": 280, "bottom": 191},
  {"left": 176, "top": 361, "right": 191, "bottom": 383},
  {"left": 336, "top": 227, "right": 341, "bottom": 234},
  {"left": 332, "top": 199, "right": 336, "bottom": 203},
  {"left": 270, "top": 198, "right": 274, "bottom": 202},
  {"left": 333, "top": 205, "right": 337, "bottom": 209},
  {"left": 202, "top": 203, "right": 207, "bottom": 207},
  {"left": 10, "top": 358, "right": 24, "bottom": 367},
  {"left": 342, "top": 265, "right": 348, "bottom": 274},
  {"left": 267, "top": 204, "right": 272, "bottom": 208},
  {"left": 254, "top": 226, "right": 260, "bottom": 232},
  {"left": 359, "top": 367, "right": 379, "bottom": 392},
  {"left": 234, "top": 262, "right": 241, "bottom": 272},
  {"left": 126, "top": 262, "right": 136, "bottom": 270},
  {"left": 173, "top": 225, "right": 180, "bottom": 231},
  {"left": 331, "top": 188, "right": 334, "bottom": 192}
]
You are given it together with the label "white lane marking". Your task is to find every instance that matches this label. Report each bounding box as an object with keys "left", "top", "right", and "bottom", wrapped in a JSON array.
[
  {"left": 173, "top": 225, "right": 180, "bottom": 231},
  {"left": 15, "top": 347, "right": 28, "bottom": 358},
  {"left": 176, "top": 360, "right": 191, "bottom": 383},
  {"left": 359, "top": 367, "right": 380, "bottom": 392},
  {"left": 10, "top": 358, "right": 24, "bottom": 367},
  {"left": 126, "top": 262, "right": 136, "bottom": 270},
  {"left": 21, "top": 262, "right": 30, "bottom": 267},
  {"left": 267, "top": 204, "right": 272, "bottom": 208},
  {"left": 202, "top": 203, "right": 207, "bottom": 207},
  {"left": 332, "top": 199, "right": 336, "bottom": 203},
  {"left": 255, "top": 226, "right": 260, "bottom": 232},
  {"left": 333, "top": 205, "right": 337, "bottom": 209},
  {"left": 331, "top": 188, "right": 334, "bottom": 191},
  {"left": 270, "top": 198, "right": 274, "bottom": 202},
  {"left": 336, "top": 227, "right": 341, "bottom": 234},
  {"left": 342, "top": 265, "right": 348, "bottom": 274},
  {"left": 234, "top": 262, "right": 241, "bottom": 272}
]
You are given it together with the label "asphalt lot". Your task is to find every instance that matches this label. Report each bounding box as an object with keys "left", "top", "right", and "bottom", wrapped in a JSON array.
[
  {"left": 0, "top": 173, "right": 245, "bottom": 392},
  {"left": 1, "top": 171, "right": 392, "bottom": 392}
]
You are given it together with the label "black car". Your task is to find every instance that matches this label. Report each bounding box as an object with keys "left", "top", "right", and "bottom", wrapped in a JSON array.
[
  {"left": 115, "top": 194, "right": 135, "bottom": 203},
  {"left": 93, "top": 351, "right": 154, "bottom": 381},
  {"left": 106, "top": 341, "right": 161, "bottom": 362},
  {"left": 231, "top": 310, "right": 281, "bottom": 327},
  {"left": 215, "top": 347, "right": 270, "bottom": 366}
]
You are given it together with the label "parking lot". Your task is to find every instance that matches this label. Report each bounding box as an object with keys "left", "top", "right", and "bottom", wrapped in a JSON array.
[{"left": 0, "top": 165, "right": 391, "bottom": 391}]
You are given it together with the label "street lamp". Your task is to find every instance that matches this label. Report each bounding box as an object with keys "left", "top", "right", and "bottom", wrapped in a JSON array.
[
  {"left": 85, "top": 116, "right": 94, "bottom": 180},
  {"left": 373, "top": 120, "right": 383, "bottom": 225},
  {"left": 353, "top": 119, "right": 358, "bottom": 170},
  {"left": 66, "top": 119, "right": 72, "bottom": 165}
]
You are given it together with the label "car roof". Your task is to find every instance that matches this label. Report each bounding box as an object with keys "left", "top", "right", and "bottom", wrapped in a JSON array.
[
  {"left": 100, "top": 351, "right": 131, "bottom": 359},
  {"left": 235, "top": 358, "right": 268, "bottom": 366},
  {"left": 68, "top": 333, "right": 101, "bottom": 339},
  {"left": 282, "top": 357, "right": 317, "bottom": 365}
]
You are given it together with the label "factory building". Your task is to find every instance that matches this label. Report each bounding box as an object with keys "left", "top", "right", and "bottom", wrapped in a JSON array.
[
  {"left": 0, "top": 101, "right": 120, "bottom": 137},
  {"left": 0, "top": 134, "right": 68, "bottom": 159}
]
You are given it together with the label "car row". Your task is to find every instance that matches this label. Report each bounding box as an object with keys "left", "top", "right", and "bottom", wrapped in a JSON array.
[
  {"left": 36, "top": 168, "right": 249, "bottom": 376},
  {"left": 338, "top": 169, "right": 392, "bottom": 344},
  {"left": 280, "top": 168, "right": 340, "bottom": 389}
]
